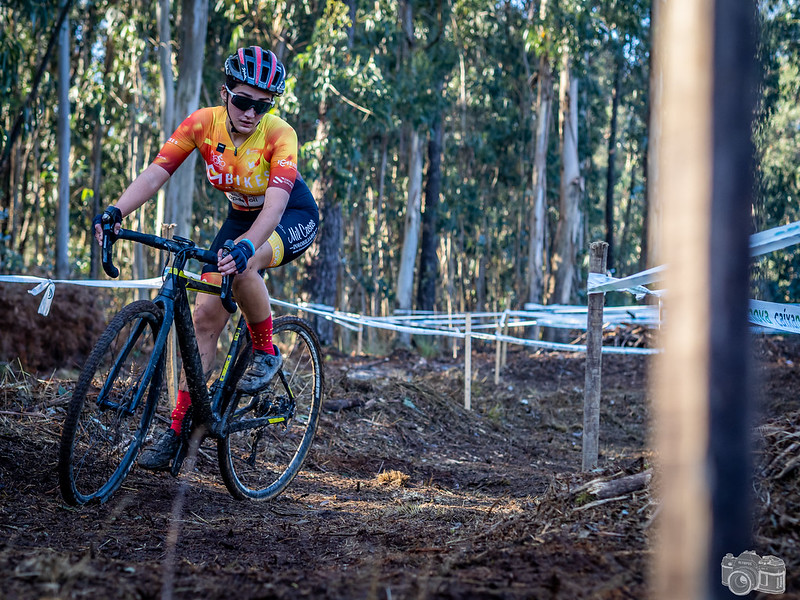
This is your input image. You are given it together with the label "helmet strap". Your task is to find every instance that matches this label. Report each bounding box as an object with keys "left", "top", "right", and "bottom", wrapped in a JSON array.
[{"left": 224, "top": 97, "right": 240, "bottom": 134}]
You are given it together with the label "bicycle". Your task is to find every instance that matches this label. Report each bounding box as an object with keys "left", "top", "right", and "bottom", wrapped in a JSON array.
[{"left": 57, "top": 224, "right": 324, "bottom": 505}]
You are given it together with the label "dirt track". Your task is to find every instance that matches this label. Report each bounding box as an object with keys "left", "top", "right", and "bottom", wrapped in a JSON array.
[{"left": 1, "top": 285, "right": 799, "bottom": 599}]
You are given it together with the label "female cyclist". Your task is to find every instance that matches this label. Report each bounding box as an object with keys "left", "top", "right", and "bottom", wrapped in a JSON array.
[{"left": 93, "top": 46, "right": 318, "bottom": 470}]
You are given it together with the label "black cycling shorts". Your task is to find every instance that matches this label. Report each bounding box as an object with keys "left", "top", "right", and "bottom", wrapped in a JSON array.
[{"left": 202, "top": 174, "right": 319, "bottom": 275}]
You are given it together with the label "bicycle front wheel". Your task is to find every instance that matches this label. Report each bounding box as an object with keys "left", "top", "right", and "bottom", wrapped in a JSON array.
[
  {"left": 218, "top": 316, "right": 323, "bottom": 500},
  {"left": 58, "top": 300, "right": 165, "bottom": 505}
]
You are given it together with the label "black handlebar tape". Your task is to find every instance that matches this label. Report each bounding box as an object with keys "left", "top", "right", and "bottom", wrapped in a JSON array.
[
  {"left": 101, "top": 221, "right": 119, "bottom": 278},
  {"left": 219, "top": 240, "right": 238, "bottom": 314}
]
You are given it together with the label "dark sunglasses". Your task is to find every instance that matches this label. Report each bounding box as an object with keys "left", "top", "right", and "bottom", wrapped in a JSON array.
[{"left": 225, "top": 85, "right": 274, "bottom": 114}]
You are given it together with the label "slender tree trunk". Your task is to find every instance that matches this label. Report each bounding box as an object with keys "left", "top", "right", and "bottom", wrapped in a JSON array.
[
  {"left": 55, "top": 0, "right": 71, "bottom": 278},
  {"left": 396, "top": 129, "right": 424, "bottom": 343},
  {"left": 417, "top": 90, "right": 444, "bottom": 312},
  {"left": 528, "top": 52, "right": 553, "bottom": 306},
  {"left": 640, "top": 56, "right": 652, "bottom": 272},
  {"left": 308, "top": 96, "right": 339, "bottom": 345},
  {"left": 89, "top": 110, "right": 103, "bottom": 279},
  {"left": 164, "top": 0, "right": 208, "bottom": 237},
  {"left": 619, "top": 149, "right": 637, "bottom": 274},
  {"left": 605, "top": 50, "right": 623, "bottom": 274},
  {"left": 371, "top": 136, "right": 388, "bottom": 325},
  {"left": 551, "top": 51, "right": 581, "bottom": 306},
  {"left": 89, "top": 36, "right": 115, "bottom": 279}
]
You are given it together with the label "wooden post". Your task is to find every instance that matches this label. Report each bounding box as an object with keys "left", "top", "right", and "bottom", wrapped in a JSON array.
[
  {"left": 356, "top": 322, "right": 363, "bottom": 356},
  {"left": 501, "top": 306, "right": 509, "bottom": 369},
  {"left": 161, "top": 223, "right": 179, "bottom": 410},
  {"left": 494, "top": 317, "right": 502, "bottom": 386},
  {"left": 494, "top": 310, "right": 508, "bottom": 385},
  {"left": 582, "top": 241, "right": 608, "bottom": 471},
  {"left": 464, "top": 313, "right": 472, "bottom": 411}
]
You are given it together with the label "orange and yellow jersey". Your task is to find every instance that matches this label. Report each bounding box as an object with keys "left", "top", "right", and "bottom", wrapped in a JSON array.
[{"left": 153, "top": 106, "right": 298, "bottom": 210}]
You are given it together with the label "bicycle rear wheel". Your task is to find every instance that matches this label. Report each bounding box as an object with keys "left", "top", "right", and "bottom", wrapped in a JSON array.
[
  {"left": 218, "top": 315, "right": 323, "bottom": 500},
  {"left": 58, "top": 300, "right": 165, "bottom": 505}
]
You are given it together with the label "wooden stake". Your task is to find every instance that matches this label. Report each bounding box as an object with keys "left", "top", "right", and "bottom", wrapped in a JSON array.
[
  {"left": 161, "top": 223, "right": 178, "bottom": 410},
  {"left": 464, "top": 313, "right": 472, "bottom": 411},
  {"left": 582, "top": 241, "right": 608, "bottom": 471},
  {"left": 494, "top": 310, "right": 508, "bottom": 385}
]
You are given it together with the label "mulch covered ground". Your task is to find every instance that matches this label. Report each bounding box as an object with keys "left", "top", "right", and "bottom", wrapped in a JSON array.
[{"left": 0, "top": 284, "right": 798, "bottom": 599}]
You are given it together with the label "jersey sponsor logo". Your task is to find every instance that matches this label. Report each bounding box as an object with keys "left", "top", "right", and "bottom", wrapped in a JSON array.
[
  {"left": 167, "top": 137, "right": 179, "bottom": 145},
  {"left": 212, "top": 153, "right": 226, "bottom": 168},
  {"left": 277, "top": 159, "right": 297, "bottom": 169},
  {"left": 286, "top": 219, "right": 317, "bottom": 244},
  {"left": 272, "top": 175, "right": 294, "bottom": 188},
  {"left": 226, "top": 191, "right": 265, "bottom": 208},
  {"left": 206, "top": 163, "right": 223, "bottom": 185}
]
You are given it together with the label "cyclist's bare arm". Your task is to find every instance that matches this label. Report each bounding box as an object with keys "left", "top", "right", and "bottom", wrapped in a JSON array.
[{"left": 92, "top": 164, "right": 171, "bottom": 245}]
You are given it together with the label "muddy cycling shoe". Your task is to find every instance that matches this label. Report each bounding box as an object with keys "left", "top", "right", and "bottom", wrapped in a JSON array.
[
  {"left": 138, "top": 429, "right": 181, "bottom": 471},
  {"left": 238, "top": 347, "right": 282, "bottom": 394}
]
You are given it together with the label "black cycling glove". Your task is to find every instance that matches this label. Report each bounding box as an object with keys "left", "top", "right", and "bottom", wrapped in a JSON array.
[
  {"left": 227, "top": 239, "right": 256, "bottom": 273},
  {"left": 92, "top": 206, "right": 123, "bottom": 235}
]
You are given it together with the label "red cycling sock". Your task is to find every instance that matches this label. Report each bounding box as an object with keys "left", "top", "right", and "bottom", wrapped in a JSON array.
[
  {"left": 247, "top": 315, "right": 275, "bottom": 354},
  {"left": 170, "top": 389, "right": 192, "bottom": 435}
]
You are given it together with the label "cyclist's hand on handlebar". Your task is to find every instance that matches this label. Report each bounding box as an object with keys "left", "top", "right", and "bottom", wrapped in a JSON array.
[
  {"left": 92, "top": 206, "right": 123, "bottom": 245},
  {"left": 217, "top": 239, "right": 255, "bottom": 275}
]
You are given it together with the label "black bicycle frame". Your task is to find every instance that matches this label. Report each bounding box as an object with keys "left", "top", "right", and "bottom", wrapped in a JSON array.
[{"left": 100, "top": 227, "right": 249, "bottom": 438}]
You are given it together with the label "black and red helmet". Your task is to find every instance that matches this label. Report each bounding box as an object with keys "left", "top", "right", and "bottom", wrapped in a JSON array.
[{"left": 224, "top": 46, "right": 286, "bottom": 95}]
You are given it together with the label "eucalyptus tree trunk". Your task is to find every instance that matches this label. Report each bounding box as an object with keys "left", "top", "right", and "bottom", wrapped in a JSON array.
[
  {"left": 308, "top": 96, "right": 339, "bottom": 346},
  {"left": 605, "top": 49, "right": 623, "bottom": 273},
  {"left": 55, "top": 0, "right": 70, "bottom": 278},
  {"left": 528, "top": 52, "right": 553, "bottom": 306},
  {"left": 396, "top": 130, "right": 424, "bottom": 344},
  {"left": 551, "top": 51, "right": 581, "bottom": 306},
  {"left": 417, "top": 95, "right": 444, "bottom": 312},
  {"left": 164, "top": 0, "right": 208, "bottom": 238},
  {"left": 89, "top": 36, "right": 116, "bottom": 279},
  {"left": 156, "top": 0, "right": 174, "bottom": 231}
]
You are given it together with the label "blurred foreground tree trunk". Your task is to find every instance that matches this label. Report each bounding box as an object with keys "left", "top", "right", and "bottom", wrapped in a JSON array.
[
  {"left": 155, "top": 0, "right": 175, "bottom": 232},
  {"left": 651, "top": 1, "right": 757, "bottom": 599}
]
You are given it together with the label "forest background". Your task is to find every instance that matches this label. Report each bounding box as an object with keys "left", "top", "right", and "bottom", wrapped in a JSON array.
[{"left": 0, "top": 0, "right": 798, "bottom": 348}]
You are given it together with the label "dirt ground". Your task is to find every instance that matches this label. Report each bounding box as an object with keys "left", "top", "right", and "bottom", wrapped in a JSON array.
[{"left": 0, "top": 285, "right": 799, "bottom": 599}]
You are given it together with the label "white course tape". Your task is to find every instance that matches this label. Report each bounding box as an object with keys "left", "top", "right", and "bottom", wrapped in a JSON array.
[
  {"left": 0, "top": 274, "right": 163, "bottom": 316},
  {"left": 587, "top": 268, "right": 666, "bottom": 296},
  {"left": 749, "top": 299, "right": 800, "bottom": 334},
  {"left": 750, "top": 220, "right": 800, "bottom": 257}
]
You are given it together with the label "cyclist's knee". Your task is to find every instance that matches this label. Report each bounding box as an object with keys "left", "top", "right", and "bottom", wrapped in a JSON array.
[
  {"left": 232, "top": 266, "right": 263, "bottom": 290},
  {"left": 193, "top": 298, "right": 229, "bottom": 336}
]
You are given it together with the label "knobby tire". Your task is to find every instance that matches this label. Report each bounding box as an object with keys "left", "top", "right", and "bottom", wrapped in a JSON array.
[
  {"left": 217, "top": 316, "right": 324, "bottom": 500},
  {"left": 58, "top": 300, "right": 165, "bottom": 505}
]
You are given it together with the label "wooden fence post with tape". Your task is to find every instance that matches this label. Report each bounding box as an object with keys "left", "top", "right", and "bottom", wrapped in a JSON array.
[{"left": 583, "top": 241, "right": 608, "bottom": 471}]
